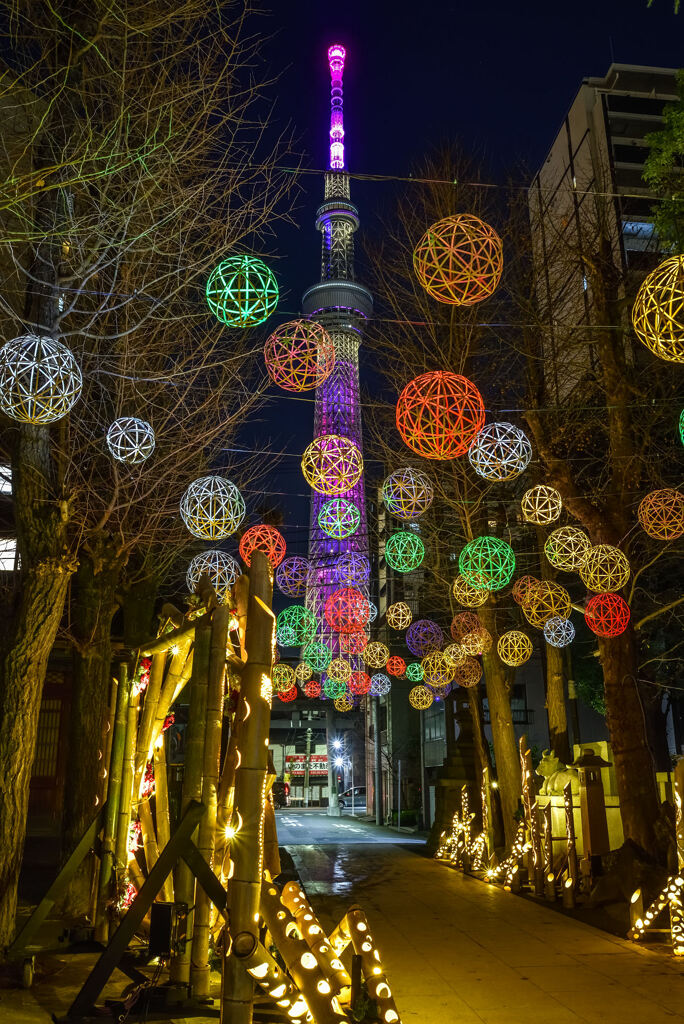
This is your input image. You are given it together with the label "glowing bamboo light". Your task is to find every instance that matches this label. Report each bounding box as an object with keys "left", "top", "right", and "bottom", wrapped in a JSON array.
[
  {"left": 637, "top": 488, "right": 684, "bottom": 541},
  {"left": 301, "top": 434, "right": 363, "bottom": 495},
  {"left": 523, "top": 580, "right": 572, "bottom": 629},
  {"left": 544, "top": 526, "right": 591, "bottom": 572},
  {"left": 386, "top": 601, "right": 412, "bottom": 629},
  {"left": 180, "top": 475, "right": 246, "bottom": 540},
  {"left": 264, "top": 319, "right": 335, "bottom": 391},
  {"left": 451, "top": 574, "right": 489, "bottom": 608},
  {"left": 381, "top": 466, "right": 434, "bottom": 519},
  {"left": 468, "top": 421, "right": 532, "bottom": 481},
  {"left": 496, "top": 630, "right": 533, "bottom": 667},
  {"left": 520, "top": 484, "right": 562, "bottom": 524},
  {"left": 206, "top": 255, "right": 279, "bottom": 327}
]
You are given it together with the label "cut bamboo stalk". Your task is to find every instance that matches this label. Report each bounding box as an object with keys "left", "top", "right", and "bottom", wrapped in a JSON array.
[
  {"left": 281, "top": 882, "right": 351, "bottom": 994},
  {"left": 141, "top": 618, "right": 197, "bottom": 657},
  {"left": 101, "top": 676, "right": 119, "bottom": 806},
  {"left": 138, "top": 798, "right": 160, "bottom": 878},
  {"left": 153, "top": 739, "right": 174, "bottom": 902},
  {"left": 191, "top": 605, "right": 230, "bottom": 999},
  {"left": 169, "top": 621, "right": 210, "bottom": 993},
  {"left": 114, "top": 686, "right": 141, "bottom": 874},
  {"left": 134, "top": 651, "right": 166, "bottom": 798},
  {"left": 142, "top": 641, "right": 193, "bottom": 782},
  {"left": 95, "top": 664, "right": 130, "bottom": 943},
  {"left": 346, "top": 906, "right": 401, "bottom": 1024},
  {"left": 228, "top": 937, "right": 308, "bottom": 1021}
]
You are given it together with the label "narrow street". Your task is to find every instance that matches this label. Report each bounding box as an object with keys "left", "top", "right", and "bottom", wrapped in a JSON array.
[{"left": 281, "top": 815, "right": 684, "bottom": 1024}]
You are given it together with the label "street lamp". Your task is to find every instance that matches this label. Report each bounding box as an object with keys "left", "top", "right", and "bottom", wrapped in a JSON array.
[{"left": 334, "top": 755, "right": 355, "bottom": 816}]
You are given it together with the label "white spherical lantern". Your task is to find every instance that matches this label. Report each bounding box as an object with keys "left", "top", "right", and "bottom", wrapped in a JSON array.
[
  {"left": 180, "top": 475, "right": 246, "bottom": 540},
  {"left": 543, "top": 616, "right": 575, "bottom": 648},
  {"left": 468, "top": 422, "right": 532, "bottom": 481},
  {"left": 106, "top": 417, "right": 155, "bottom": 464},
  {"left": 0, "top": 334, "right": 82, "bottom": 424},
  {"left": 186, "top": 549, "right": 240, "bottom": 602}
]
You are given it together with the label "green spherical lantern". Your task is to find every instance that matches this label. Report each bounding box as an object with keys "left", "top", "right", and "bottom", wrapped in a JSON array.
[
  {"left": 323, "top": 677, "right": 346, "bottom": 699},
  {"left": 276, "top": 605, "right": 317, "bottom": 647},
  {"left": 459, "top": 535, "right": 515, "bottom": 592},
  {"left": 405, "top": 662, "right": 424, "bottom": 682},
  {"left": 318, "top": 497, "right": 360, "bottom": 539},
  {"left": 302, "top": 639, "right": 332, "bottom": 673},
  {"left": 679, "top": 408, "right": 684, "bottom": 446},
  {"left": 385, "top": 531, "right": 425, "bottom": 573},
  {"left": 206, "top": 255, "right": 278, "bottom": 328}
]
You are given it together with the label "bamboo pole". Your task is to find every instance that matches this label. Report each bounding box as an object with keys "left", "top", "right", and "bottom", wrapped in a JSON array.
[
  {"left": 89, "top": 675, "right": 120, "bottom": 925},
  {"left": 222, "top": 553, "right": 274, "bottom": 1024},
  {"left": 191, "top": 605, "right": 230, "bottom": 999},
  {"left": 114, "top": 686, "right": 140, "bottom": 873},
  {"left": 346, "top": 906, "right": 401, "bottom": 1024},
  {"left": 281, "top": 882, "right": 351, "bottom": 994},
  {"left": 95, "top": 663, "right": 130, "bottom": 943},
  {"left": 134, "top": 651, "right": 166, "bottom": 798},
  {"left": 142, "top": 641, "right": 193, "bottom": 784},
  {"left": 138, "top": 798, "right": 161, "bottom": 878},
  {"left": 153, "top": 739, "right": 174, "bottom": 901},
  {"left": 141, "top": 618, "right": 197, "bottom": 657},
  {"left": 169, "top": 620, "right": 211, "bottom": 994},
  {"left": 231, "top": 938, "right": 308, "bottom": 1020}
]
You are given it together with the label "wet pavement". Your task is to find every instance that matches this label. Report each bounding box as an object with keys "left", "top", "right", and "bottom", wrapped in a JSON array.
[
  {"left": 284, "top": 835, "right": 684, "bottom": 1024},
  {"left": 275, "top": 808, "right": 424, "bottom": 845}
]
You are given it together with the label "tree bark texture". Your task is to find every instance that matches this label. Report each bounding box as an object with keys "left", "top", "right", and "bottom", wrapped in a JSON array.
[{"left": 546, "top": 643, "right": 571, "bottom": 764}]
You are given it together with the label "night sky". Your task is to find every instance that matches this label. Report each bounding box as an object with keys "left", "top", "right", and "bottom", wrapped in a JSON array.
[{"left": 238, "top": 0, "right": 682, "bottom": 560}]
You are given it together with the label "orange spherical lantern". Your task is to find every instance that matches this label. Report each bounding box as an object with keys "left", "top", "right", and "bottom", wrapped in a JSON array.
[
  {"left": 453, "top": 657, "right": 483, "bottom": 688},
  {"left": 239, "top": 524, "right": 286, "bottom": 569},
  {"left": 386, "top": 655, "right": 406, "bottom": 677},
  {"left": 339, "top": 630, "right": 369, "bottom": 655},
  {"left": 512, "top": 576, "right": 540, "bottom": 607},
  {"left": 396, "top": 371, "right": 485, "bottom": 460},
  {"left": 303, "top": 679, "right": 321, "bottom": 698},
  {"left": 637, "top": 488, "right": 684, "bottom": 541},
  {"left": 585, "top": 593, "right": 630, "bottom": 638},
  {"left": 324, "top": 587, "right": 371, "bottom": 634},
  {"left": 264, "top": 319, "right": 335, "bottom": 391},
  {"left": 349, "top": 671, "right": 371, "bottom": 696},
  {"left": 413, "top": 213, "right": 503, "bottom": 307}
]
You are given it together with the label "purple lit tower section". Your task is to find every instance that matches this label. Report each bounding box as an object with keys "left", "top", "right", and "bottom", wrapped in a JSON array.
[{"left": 303, "top": 44, "right": 373, "bottom": 658}]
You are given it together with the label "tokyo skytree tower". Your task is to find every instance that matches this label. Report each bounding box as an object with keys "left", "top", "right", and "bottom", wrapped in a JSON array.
[{"left": 304, "top": 44, "right": 373, "bottom": 657}]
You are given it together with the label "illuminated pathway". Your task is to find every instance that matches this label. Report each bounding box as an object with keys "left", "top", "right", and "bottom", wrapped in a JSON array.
[{"left": 284, "top": 835, "right": 684, "bottom": 1024}]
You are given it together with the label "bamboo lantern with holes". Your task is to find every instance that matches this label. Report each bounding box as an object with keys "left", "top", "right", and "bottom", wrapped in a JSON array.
[{"left": 523, "top": 580, "right": 572, "bottom": 629}]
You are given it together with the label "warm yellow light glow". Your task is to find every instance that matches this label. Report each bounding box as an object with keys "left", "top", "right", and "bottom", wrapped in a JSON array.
[
  {"left": 317, "top": 980, "right": 331, "bottom": 994},
  {"left": 271, "top": 984, "right": 286, "bottom": 998},
  {"left": 300, "top": 952, "right": 317, "bottom": 969},
  {"left": 248, "top": 962, "right": 269, "bottom": 979}
]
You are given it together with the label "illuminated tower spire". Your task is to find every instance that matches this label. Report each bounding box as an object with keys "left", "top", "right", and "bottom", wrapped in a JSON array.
[{"left": 304, "top": 43, "right": 373, "bottom": 666}]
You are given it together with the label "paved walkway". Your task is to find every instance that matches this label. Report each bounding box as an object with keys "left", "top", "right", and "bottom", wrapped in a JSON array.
[
  {"left": 275, "top": 808, "right": 424, "bottom": 845},
  {"left": 288, "top": 841, "right": 684, "bottom": 1024}
]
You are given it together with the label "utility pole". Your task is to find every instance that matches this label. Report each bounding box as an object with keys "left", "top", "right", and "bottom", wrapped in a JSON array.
[{"left": 303, "top": 726, "right": 312, "bottom": 808}]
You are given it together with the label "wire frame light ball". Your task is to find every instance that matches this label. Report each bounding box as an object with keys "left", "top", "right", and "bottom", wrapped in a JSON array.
[
  {"left": 324, "top": 587, "right": 370, "bottom": 634},
  {"left": 585, "top": 593, "right": 630, "bottom": 638},
  {"left": 413, "top": 213, "right": 504, "bottom": 307},
  {"left": 0, "top": 334, "right": 82, "bottom": 424},
  {"left": 497, "top": 630, "right": 533, "bottom": 667},
  {"left": 276, "top": 556, "right": 310, "bottom": 599},
  {"left": 323, "top": 677, "right": 346, "bottom": 699},
  {"left": 453, "top": 657, "right": 483, "bottom": 688},
  {"left": 523, "top": 580, "right": 572, "bottom": 629},
  {"left": 276, "top": 605, "right": 317, "bottom": 647},
  {"left": 334, "top": 551, "right": 370, "bottom": 587},
  {"left": 339, "top": 630, "right": 369, "bottom": 655},
  {"left": 273, "top": 663, "right": 295, "bottom": 694},
  {"left": 328, "top": 658, "right": 353, "bottom": 683},
  {"left": 368, "top": 600, "right": 378, "bottom": 623},
  {"left": 387, "top": 601, "right": 413, "bottom": 630},
  {"left": 318, "top": 497, "right": 360, "bottom": 539},
  {"left": 468, "top": 422, "right": 532, "bottom": 482},
  {"left": 450, "top": 611, "right": 481, "bottom": 642},
  {"left": 451, "top": 574, "right": 490, "bottom": 608},
  {"left": 303, "top": 679, "right": 321, "bottom": 698},
  {"left": 443, "top": 643, "right": 467, "bottom": 668},
  {"left": 385, "top": 531, "right": 425, "bottom": 573},
  {"left": 278, "top": 685, "right": 298, "bottom": 703},
  {"left": 638, "top": 488, "right": 684, "bottom": 541},
  {"left": 264, "top": 319, "right": 335, "bottom": 391},
  {"left": 386, "top": 655, "right": 406, "bottom": 677},
  {"left": 239, "top": 524, "right": 286, "bottom": 569},
  {"left": 680, "top": 408, "right": 684, "bottom": 446},
  {"left": 409, "top": 684, "right": 434, "bottom": 710},
  {"left": 349, "top": 671, "right": 372, "bottom": 696},
  {"left": 405, "top": 662, "right": 424, "bottom": 682},
  {"left": 421, "top": 651, "right": 455, "bottom": 687},
  {"left": 295, "top": 661, "right": 313, "bottom": 683},
  {"left": 370, "top": 673, "right": 392, "bottom": 696},
  {"left": 335, "top": 695, "right": 354, "bottom": 713},
  {"left": 543, "top": 616, "right": 575, "bottom": 648},
  {"left": 302, "top": 640, "right": 332, "bottom": 673},
  {"left": 631, "top": 254, "right": 684, "bottom": 364},
  {"left": 427, "top": 681, "right": 452, "bottom": 699},
  {"left": 206, "top": 255, "right": 278, "bottom": 328},
  {"left": 406, "top": 619, "right": 445, "bottom": 657},
  {"left": 396, "top": 371, "right": 486, "bottom": 460},
  {"left": 106, "top": 417, "right": 155, "bottom": 464},
  {"left": 521, "top": 484, "right": 563, "bottom": 525},
  {"left": 181, "top": 476, "right": 246, "bottom": 541},
  {"left": 579, "top": 544, "right": 630, "bottom": 593},
  {"left": 382, "top": 466, "right": 434, "bottom": 520},
  {"left": 363, "top": 642, "right": 390, "bottom": 669},
  {"left": 512, "top": 575, "right": 540, "bottom": 607},
  {"left": 186, "top": 550, "right": 240, "bottom": 603},
  {"left": 459, "top": 536, "right": 515, "bottom": 592},
  {"left": 544, "top": 526, "right": 592, "bottom": 573},
  {"left": 301, "top": 434, "right": 363, "bottom": 495}
]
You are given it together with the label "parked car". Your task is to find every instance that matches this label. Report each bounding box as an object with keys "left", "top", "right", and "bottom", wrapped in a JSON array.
[{"left": 338, "top": 786, "right": 366, "bottom": 813}]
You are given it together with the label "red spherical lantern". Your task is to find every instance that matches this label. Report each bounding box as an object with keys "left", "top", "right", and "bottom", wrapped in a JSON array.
[
  {"left": 413, "top": 213, "right": 503, "bottom": 307},
  {"left": 239, "top": 524, "right": 286, "bottom": 569},
  {"left": 277, "top": 684, "right": 298, "bottom": 702},
  {"left": 264, "top": 319, "right": 335, "bottom": 392},
  {"left": 396, "top": 371, "right": 485, "bottom": 460},
  {"left": 339, "top": 630, "right": 369, "bottom": 655},
  {"left": 386, "top": 655, "right": 406, "bottom": 677},
  {"left": 349, "top": 671, "right": 371, "bottom": 696},
  {"left": 584, "top": 593, "right": 630, "bottom": 638},
  {"left": 512, "top": 575, "right": 539, "bottom": 607},
  {"left": 303, "top": 680, "right": 321, "bottom": 698},
  {"left": 324, "top": 587, "right": 371, "bottom": 634}
]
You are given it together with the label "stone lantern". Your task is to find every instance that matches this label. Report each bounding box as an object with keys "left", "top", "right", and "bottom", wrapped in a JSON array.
[{"left": 569, "top": 747, "right": 612, "bottom": 872}]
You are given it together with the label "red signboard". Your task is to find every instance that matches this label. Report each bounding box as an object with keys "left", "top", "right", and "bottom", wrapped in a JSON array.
[{"left": 285, "top": 753, "right": 328, "bottom": 777}]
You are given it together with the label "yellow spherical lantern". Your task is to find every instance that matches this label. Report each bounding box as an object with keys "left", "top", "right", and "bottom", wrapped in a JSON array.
[
  {"left": 497, "top": 630, "right": 533, "bottom": 667},
  {"left": 460, "top": 627, "right": 493, "bottom": 656},
  {"left": 386, "top": 601, "right": 413, "bottom": 630},
  {"left": 295, "top": 661, "right": 313, "bottom": 683},
  {"left": 579, "top": 545, "right": 630, "bottom": 593},
  {"left": 421, "top": 651, "right": 455, "bottom": 686},
  {"left": 363, "top": 642, "right": 390, "bottom": 669},
  {"left": 443, "top": 643, "right": 467, "bottom": 668},
  {"left": 328, "top": 658, "right": 352, "bottom": 683},
  {"left": 409, "top": 684, "right": 434, "bottom": 710},
  {"left": 301, "top": 434, "right": 363, "bottom": 496},
  {"left": 451, "top": 574, "right": 490, "bottom": 608},
  {"left": 523, "top": 580, "right": 572, "bottom": 629},
  {"left": 544, "top": 526, "right": 591, "bottom": 572},
  {"left": 520, "top": 484, "right": 563, "bottom": 525},
  {"left": 335, "top": 695, "right": 354, "bottom": 713},
  {"left": 272, "top": 663, "right": 295, "bottom": 694},
  {"left": 637, "top": 488, "right": 684, "bottom": 541},
  {"left": 413, "top": 214, "right": 503, "bottom": 307},
  {"left": 632, "top": 255, "right": 684, "bottom": 364}
]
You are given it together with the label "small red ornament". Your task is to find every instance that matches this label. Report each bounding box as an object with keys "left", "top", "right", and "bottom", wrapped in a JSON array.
[
  {"left": 349, "top": 671, "right": 371, "bottom": 695},
  {"left": 239, "top": 524, "right": 286, "bottom": 569},
  {"left": 303, "top": 679, "right": 321, "bottom": 698},
  {"left": 386, "top": 655, "right": 406, "bottom": 677},
  {"left": 277, "top": 684, "right": 298, "bottom": 702},
  {"left": 324, "top": 587, "right": 371, "bottom": 634},
  {"left": 584, "top": 592, "right": 630, "bottom": 638},
  {"left": 396, "top": 371, "right": 485, "bottom": 460}
]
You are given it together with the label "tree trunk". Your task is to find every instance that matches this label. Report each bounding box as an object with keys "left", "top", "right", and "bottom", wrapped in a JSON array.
[
  {"left": 546, "top": 643, "right": 571, "bottom": 764},
  {"left": 0, "top": 423, "right": 75, "bottom": 953},
  {"left": 478, "top": 605, "right": 521, "bottom": 847},
  {"left": 599, "top": 626, "right": 660, "bottom": 852},
  {"left": 467, "top": 686, "right": 505, "bottom": 848},
  {"left": 62, "top": 538, "right": 123, "bottom": 915}
]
